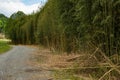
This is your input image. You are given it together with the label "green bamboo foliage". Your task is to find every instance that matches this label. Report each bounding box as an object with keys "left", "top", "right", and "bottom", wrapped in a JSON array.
[{"left": 5, "top": 0, "right": 120, "bottom": 57}]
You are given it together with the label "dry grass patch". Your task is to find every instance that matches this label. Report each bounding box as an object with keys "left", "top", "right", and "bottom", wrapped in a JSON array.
[
  {"left": 30, "top": 46, "right": 120, "bottom": 80},
  {"left": 31, "top": 48, "right": 82, "bottom": 69}
]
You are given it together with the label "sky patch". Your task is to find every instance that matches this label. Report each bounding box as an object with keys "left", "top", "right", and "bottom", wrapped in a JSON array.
[
  {"left": 22, "top": 0, "right": 46, "bottom": 5},
  {"left": 0, "top": 0, "right": 47, "bottom": 17}
]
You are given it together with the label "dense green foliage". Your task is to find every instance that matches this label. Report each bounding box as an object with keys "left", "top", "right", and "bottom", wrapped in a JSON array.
[
  {"left": 6, "top": 0, "right": 120, "bottom": 57},
  {"left": 0, "top": 14, "right": 8, "bottom": 33}
]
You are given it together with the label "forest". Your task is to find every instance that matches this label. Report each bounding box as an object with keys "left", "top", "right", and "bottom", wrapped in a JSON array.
[
  {"left": 0, "top": 14, "right": 8, "bottom": 33},
  {"left": 4, "top": 0, "right": 120, "bottom": 79},
  {"left": 6, "top": 0, "right": 120, "bottom": 56}
]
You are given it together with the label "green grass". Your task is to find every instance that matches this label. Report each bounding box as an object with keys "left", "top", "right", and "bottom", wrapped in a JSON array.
[
  {"left": 0, "top": 39, "right": 11, "bottom": 54},
  {"left": 53, "top": 70, "right": 84, "bottom": 80}
]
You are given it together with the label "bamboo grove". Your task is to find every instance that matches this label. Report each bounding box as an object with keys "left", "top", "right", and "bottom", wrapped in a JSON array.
[{"left": 6, "top": 0, "right": 120, "bottom": 57}]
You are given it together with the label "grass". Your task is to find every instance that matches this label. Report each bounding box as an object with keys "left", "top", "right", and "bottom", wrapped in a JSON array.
[
  {"left": 0, "top": 39, "right": 11, "bottom": 54},
  {"left": 52, "top": 66, "right": 94, "bottom": 80},
  {"left": 32, "top": 46, "right": 120, "bottom": 80},
  {"left": 53, "top": 69, "right": 84, "bottom": 80}
]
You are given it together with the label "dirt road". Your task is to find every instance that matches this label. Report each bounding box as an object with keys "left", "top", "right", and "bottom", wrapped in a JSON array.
[{"left": 0, "top": 45, "right": 51, "bottom": 80}]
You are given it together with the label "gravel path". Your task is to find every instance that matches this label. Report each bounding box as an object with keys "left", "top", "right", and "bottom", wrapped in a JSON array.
[{"left": 0, "top": 45, "right": 51, "bottom": 80}]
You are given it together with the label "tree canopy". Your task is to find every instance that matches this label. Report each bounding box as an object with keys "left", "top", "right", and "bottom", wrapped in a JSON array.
[{"left": 0, "top": 14, "right": 8, "bottom": 33}]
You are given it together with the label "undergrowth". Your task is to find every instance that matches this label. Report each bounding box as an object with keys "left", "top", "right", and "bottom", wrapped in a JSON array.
[{"left": 0, "top": 39, "right": 11, "bottom": 54}]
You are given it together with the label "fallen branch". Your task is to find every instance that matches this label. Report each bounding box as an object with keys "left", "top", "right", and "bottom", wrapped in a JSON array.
[
  {"left": 51, "top": 66, "right": 120, "bottom": 71},
  {"left": 66, "top": 56, "right": 81, "bottom": 62}
]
